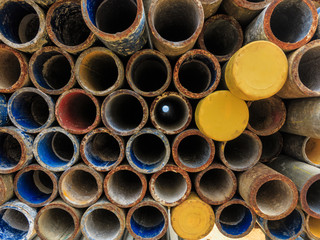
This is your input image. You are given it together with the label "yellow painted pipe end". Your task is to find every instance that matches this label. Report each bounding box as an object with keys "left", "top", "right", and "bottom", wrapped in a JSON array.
[
  {"left": 306, "top": 138, "right": 320, "bottom": 165},
  {"left": 195, "top": 90, "right": 249, "bottom": 141},
  {"left": 308, "top": 215, "right": 320, "bottom": 239},
  {"left": 171, "top": 193, "right": 214, "bottom": 240},
  {"left": 225, "top": 40, "right": 288, "bottom": 101}
]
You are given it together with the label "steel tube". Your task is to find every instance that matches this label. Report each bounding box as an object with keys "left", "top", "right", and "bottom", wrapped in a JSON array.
[
  {"left": 0, "top": 174, "right": 13, "bottom": 205},
  {"left": 126, "top": 49, "right": 172, "bottom": 97},
  {"left": 75, "top": 47, "right": 124, "bottom": 96},
  {"left": 259, "top": 132, "right": 283, "bottom": 163},
  {"left": 201, "top": 0, "right": 223, "bottom": 18},
  {"left": 195, "top": 163, "right": 237, "bottom": 205},
  {"left": 219, "top": 130, "right": 262, "bottom": 171},
  {"left": 55, "top": 89, "right": 100, "bottom": 135},
  {"left": 0, "top": 94, "right": 8, "bottom": 126},
  {"left": 101, "top": 89, "right": 148, "bottom": 136},
  {"left": 238, "top": 163, "right": 298, "bottom": 220},
  {"left": 198, "top": 14, "right": 243, "bottom": 62},
  {"left": 33, "top": 127, "right": 79, "bottom": 172},
  {"left": 245, "top": 0, "right": 318, "bottom": 51},
  {"left": 33, "top": 0, "right": 56, "bottom": 8},
  {"left": 14, "top": 164, "right": 58, "bottom": 207},
  {"left": 306, "top": 215, "right": 320, "bottom": 240},
  {"left": 104, "top": 165, "right": 147, "bottom": 208},
  {"left": 148, "top": 0, "right": 204, "bottom": 57}
]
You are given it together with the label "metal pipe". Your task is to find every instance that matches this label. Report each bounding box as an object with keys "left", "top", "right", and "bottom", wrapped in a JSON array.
[
  {"left": 149, "top": 164, "right": 191, "bottom": 206},
  {"left": 59, "top": 164, "right": 103, "bottom": 208},
  {"left": 126, "top": 49, "right": 172, "bottom": 97},
  {"left": 219, "top": 130, "right": 262, "bottom": 171},
  {"left": 259, "top": 132, "right": 283, "bottom": 163},
  {"left": 33, "top": 0, "right": 56, "bottom": 8},
  {"left": 29, "top": 46, "right": 76, "bottom": 95},
  {"left": 200, "top": 0, "right": 223, "bottom": 19},
  {"left": 171, "top": 192, "right": 214, "bottom": 240},
  {"left": 55, "top": 88, "right": 100, "bottom": 135},
  {"left": 306, "top": 215, "right": 320, "bottom": 240},
  {"left": 46, "top": 0, "right": 96, "bottom": 54},
  {"left": 0, "top": 0, "right": 48, "bottom": 52},
  {"left": 150, "top": 92, "right": 192, "bottom": 135},
  {"left": 238, "top": 163, "right": 298, "bottom": 220},
  {"left": 33, "top": 127, "right": 79, "bottom": 172},
  {"left": 0, "top": 127, "right": 33, "bottom": 174},
  {"left": 195, "top": 163, "right": 237, "bottom": 205},
  {"left": 81, "top": 128, "right": 125, "bottom": 172},
  {"left": 215, "top": 198, "right": 256, "bottom": 238},
  {"left": 198, "top": 14, "right": 243, "bottom": 62},
  {"left": 126, "top": 128, "right": 170, "bottom": 174},
  {"left": 8, "top": 87, "right": 55, "bottom": 133},
  {"left": 81, "top": 199, "right": 126, "bottom": 240},
  {"left": 257, "top": 208, "right": 305, "bottom": 240},
  {"left": 173, "top": 49, "right": 221, "bottom": 99},
  {"left": 0, "top": 200, "right": 37, "bottom": 240},
  {"left": 126, "top": 198, "right": 168, "bottom": 239},
  {"left": 14, "top": 164, "right": 58, "bottom": 208},
  {"left": 247, "top": 96, "right": 286, "bottom": 136},
  {"left": 267, "top": 155, "right": 320, "bottom": 218},
  {"left": 35, "top": 199, "right": 82, "bottom": 240},
  {"left": 101, "top": 89, "right": 148, "bottom": 136},
  {"left": 104, "top": 165, "right": 147, "bottom": 208},
  {"left": 172, "top": 129, "right": 215, "bottom": 172},
  {"left": 81, "top": 0, "right": 147, "bottom": 56},
  {"left": 245, "top": 0, "right": 318, "bottom": 51},
  {"left": 148, "top": 0, "right": 204, "bottom": 57},
  {"left": 0, "top": 94, "right": 8, "bottom": 126},
  {"left": 75, "top": 47, "right": 124, "bottom": 96},
  {"left": 0, "top": 174, "right": 13, "bottom": 205},
  {"left": 0, "top": 44, "right": 29, "bottom": 93}
]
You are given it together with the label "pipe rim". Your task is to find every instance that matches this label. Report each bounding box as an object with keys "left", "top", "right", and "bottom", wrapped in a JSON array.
[
  {"left": 301, "top": 174, "right": 320, "bottom": 218},
  {"left": 306, "top": 214, "right": 320, "bottom": 240},
  {"left": 233, "top": 0, "right": 273, "bottom": 10}
]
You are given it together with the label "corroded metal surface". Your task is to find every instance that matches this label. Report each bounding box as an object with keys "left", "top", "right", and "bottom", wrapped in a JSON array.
[
  {"left": 0, "top": 94, "right": 8, "bottom": 126},
  {"left": 259, "top": 132, "right": 283, "bottom": 163},
  {"left": 0, "top": 174, "right": 13, "bottom": 205},
  {"left": 201, "top": 0, "right": 223, "bottom": 19}
]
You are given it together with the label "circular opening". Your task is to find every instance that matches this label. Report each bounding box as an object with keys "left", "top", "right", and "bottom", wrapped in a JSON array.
[
  {"left": 306, "top": 180, "right": 320, "bottom": 214},
  {"left": 269, "top": 0, "right": 313, "bottom": 43},
  {"left": 305, "top": 138, "right": 320, "bottom": 165},
  {"left": 85, "top": 209, "right": 120, "bottom": 240},
  {"left": 61, "top": 170, "right": 98, "bottom": 204},
  {"left": 95, "top": 0, "right": 137, "bottom": 34},
  {"left": 199, "top": 169, "right": 234, "bottom": 202},
  {"left": 219, "top": 204, "right": 253, "bottom": 236},
  {"left": 130, "top": 206, "right": 165, "bottom": 238},
  {"left": 51, "top": 3, "right": 91, "bottom": 46},
  {"left": 260, "top": 134, "right": 282, "bottom": 161},
  {"left": 0, "top": 2, "right": 40, "bottom": 44},
  {"left": 154, "top": 171, "right": 187, "bottom": 203},
  {"left": 38, "top": 208, "right": 75, "bottom": 240},
  {"left": 204, "top": 19, "right": 240, "bottom": 56},
  {"left": 298, "top": 46, "right": 320, "bottom": 92},
  {"left": 0, "top": 208, "right": 29, "bottom": 239},
  {"left": 79, "top": 52, "right": 119, "bottom": 92},
  {"left": 131, "top": 55, "right": 168, "bottom": 92},
  {"left": 52, "top": 132, "right": 74, "bottom": 161},
  {"left": 256, "top": 180, "right": 294, "bottom": 216},
  {"left": 104, "top": 94, "right": 143, "bottom": 133},
  {"left": 58, "top": 92, "right": 97, "bottom": 131},
  {"left": 0, "top": 133, "right": 21, "bottom": 170},
  {"left": 308, "top": 216, "right": 320, "bottom": 238},
  {"left": 154, "top": 96, "right": 189, "bottom": 132},
  {"left": 177, "top": 135, "right": 211, "bottom": 168},
  {"left": 108, "top": 170, "right": 143, "bottom": 206},
  {"left": 153, "top": 0, "right": 201, "bottom": 41},
  {"left": 33, "top": 52, "right": 71, "bottom": 90},
  {"left": 0, "top": 49, "right": 21, "bottom": 89}
]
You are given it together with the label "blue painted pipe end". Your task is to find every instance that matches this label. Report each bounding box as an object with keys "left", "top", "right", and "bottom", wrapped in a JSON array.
[{"left": 0, "top": 94, "right": 8, "bottom": 126}]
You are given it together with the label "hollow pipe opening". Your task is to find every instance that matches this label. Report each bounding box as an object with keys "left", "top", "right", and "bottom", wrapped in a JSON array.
[
  {"left": 0, "top": 49, "right": 21, "bottom": 90},
  {"left": 306, "top": 180, "right": 320, "bottom": 215},
  {"left": 0, "top": 132, "right": 22, "bottom": 170},
  {"left": 305, "top": 138, "right": 320, "bottom": 165},
  {"left": 307, "top": 215, "right": 320, "bottom": 239},
  {"left": 260, "top": 133, "right": 283, "bottom": 162},
  {"left": 0, "top": 208, "right": 30, "bottom": 239}
]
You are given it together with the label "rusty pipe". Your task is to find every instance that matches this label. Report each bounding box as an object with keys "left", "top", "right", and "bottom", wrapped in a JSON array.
[
  {"left": 148, "top": 0, "right": 204, "bottom": 57},
  {"left": 75, "top": 47, "right": 124, "bottom": 96},
  {"left": 306, "top": 215, "right": 320, "bottom": 240},
  {"left": 104, "top": 165, "right": 147, "bottom": 208},
  {"left": 260, "top": 132, "right": 283, "bottom": 163},
  {"left": 172, "top": 129, "right": 215, "bottom": 172},
  {"left": 238, "top": 163, "right": 298, "bottom": 220},
  {"left": 201, "top": 0, "right": 223, "bottom": 18},
  {"left": 34, "top": 0, "right": 56, "bottom": 8},
  {"left": 46, "top": 0, "right": 96, "bottom": 54},
  {"left": 247, "top": 96, "right": 286, "bottom": 136},
  {"left": 126, "top": 128, "right": 170, "bottom": 174},
  {"left": 198, "top": 14, "right": 243, "bottom": 62},
  {"left": 195, "top": 163, "right": 237, "bottom": 205},
  {"left": 126, "top": 49, "right": 172, "bottom": 97},
  {"left": 245, "top": 0, "right": 318, "bottom": 51},
  {"left": 0, "top": 94, "right": 8, "bottom": 126},
  {"left": 173, "top": 49, "right": 221, "bottom": 99},
  {"left": 149, "top": 164, "right": 191, "bottom": 207},
  {"left": 0, "top": 0, "right": 48, "bottom": 52},
  {"left": 55, "top": 89, "right": 100, "bottom": 135},
  {"left": 59, "top": 164, "right": 103, "bottom": 208},
  {"left": 0, "top": 174, "right": 13, "bottom": 205},
  {"left": 101, "top": 89, "right": 148, "bottom": 136},
  {"left": 219, "top": 130, "right": 262, "bottom": 171}
]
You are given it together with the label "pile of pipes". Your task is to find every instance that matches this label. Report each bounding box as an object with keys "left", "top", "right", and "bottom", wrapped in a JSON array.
[{"left": 1, "top": 0, "right": 320, "bottom": 239}]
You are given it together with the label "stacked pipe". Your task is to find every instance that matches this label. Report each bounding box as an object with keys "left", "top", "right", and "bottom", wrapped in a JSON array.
[{"left": 1, "top": 0, "right": 320, "bottom": 239}]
